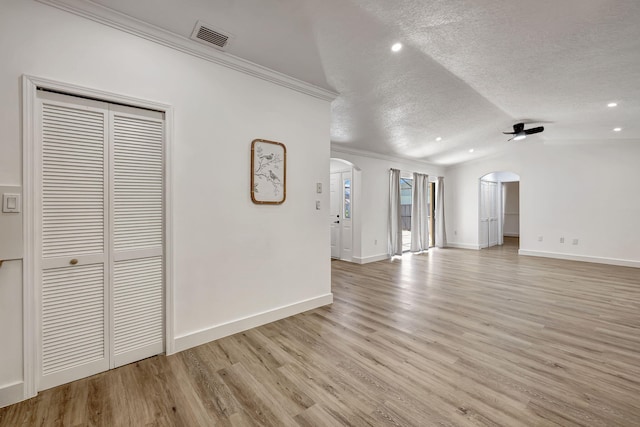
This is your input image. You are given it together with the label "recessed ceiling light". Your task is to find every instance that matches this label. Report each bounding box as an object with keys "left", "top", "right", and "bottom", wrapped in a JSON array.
[
  {"left": 435, "top": 137, "right": 442, "bottom": 141},
  {"left": 613, "top": 127, "right": 622, "bottom": 132},
  {"left": 607, "top": 102, "right": 618, "bottom": 107},
  {"left": 391, "top": 43, "right": 402, "bottom": 52},
  {"left": 468, "top": 149, "right": 475, "bottom": 153}
]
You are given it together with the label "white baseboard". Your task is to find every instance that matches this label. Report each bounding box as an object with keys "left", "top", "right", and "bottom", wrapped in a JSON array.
[
  {"left": 446, "top": 242, "right": 481, "bottom": 250},
  {"left": 519, "top": 250, "right": 640, "bottom": 269},
  {"left": 353, "top": 253, "right": 390, "bottom": 264},
  {"left": 174, "top": 293, "right": 333, "bottom": 353},
  {"left": 0, "top": 381, "right": 24, "bottom": 409}
]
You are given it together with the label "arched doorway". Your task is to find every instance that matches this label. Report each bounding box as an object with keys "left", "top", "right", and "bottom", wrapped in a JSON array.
[{"left": 479, "top": 171, "right": 520, "bottom": 249}]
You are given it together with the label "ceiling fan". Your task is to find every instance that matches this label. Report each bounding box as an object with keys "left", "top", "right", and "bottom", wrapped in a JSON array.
[{"left": 503, "top": 123, "right": 544, "bottom": 141}]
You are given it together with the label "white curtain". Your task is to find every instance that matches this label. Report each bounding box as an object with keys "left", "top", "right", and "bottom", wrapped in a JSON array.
[
  {"left": 410, "top": 172, "right": 429, "bottom": 252},
  {"left": 388, "top": 168, "right": 402, "bottom": 256},
  {"left": 435, "top": 176, "right": 447, "bottom": 248},
  {"left": 499, "top": 182, "right": 505, "bottom": 245}
]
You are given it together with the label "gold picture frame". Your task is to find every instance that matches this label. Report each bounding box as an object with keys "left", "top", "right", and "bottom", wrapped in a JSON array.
[{"left": 251, "top": 139, "right": 286, "bottom": 204}]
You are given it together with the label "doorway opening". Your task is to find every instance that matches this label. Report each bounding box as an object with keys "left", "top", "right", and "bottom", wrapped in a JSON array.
[
  {"left": 400, "top": 172, "right": 436, "bottom": 252},
  {"left": 23, "top": 76, "right": 172, "bottom": 397},
  {"left": 330, "top": 158, "right": 358, "bottom": 261},
  {"left": 479, "top": 171, "right": 520, "bottom": 249},
  {"left": 400, "top": 176, "right": 412, "bottom": 252}
]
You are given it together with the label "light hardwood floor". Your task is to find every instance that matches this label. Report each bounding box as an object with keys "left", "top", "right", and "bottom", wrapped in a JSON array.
[{"left": 2, "top": 239, "right": 639, "bottom": 426}]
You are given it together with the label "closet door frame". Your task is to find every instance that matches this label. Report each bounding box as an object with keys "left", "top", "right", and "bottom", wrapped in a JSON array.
[{"left": 22, "top": 75, "right": 175, "bottom": 400}]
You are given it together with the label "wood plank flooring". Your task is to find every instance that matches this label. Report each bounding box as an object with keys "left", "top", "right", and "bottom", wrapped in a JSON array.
[{"left": 2, "top": 239, "right": 639, "bottom": 426}]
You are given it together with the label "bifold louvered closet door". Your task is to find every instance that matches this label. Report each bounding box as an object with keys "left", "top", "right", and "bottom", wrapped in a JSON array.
[{"left": 37, "top": 91, "right": 165, "bottom": 391}]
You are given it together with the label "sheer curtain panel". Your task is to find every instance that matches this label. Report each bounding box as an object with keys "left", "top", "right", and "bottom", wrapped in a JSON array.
[
  {"left": 499, "top": 182, "right": 505, "bottom": 246},
  {"left": 435, "top": 177, "right": 447, "bottom": 248},
  {"left": 410, "top": 173, "right": 429, "bottom": 252},
  {"left": 388, "top": 169, "right": 402, "bottom": 256}
]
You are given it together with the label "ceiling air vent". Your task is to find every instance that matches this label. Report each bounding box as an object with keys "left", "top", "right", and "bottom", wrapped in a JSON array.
[{"left": 191, "top": 21, "right": 232, "bottom": 50}]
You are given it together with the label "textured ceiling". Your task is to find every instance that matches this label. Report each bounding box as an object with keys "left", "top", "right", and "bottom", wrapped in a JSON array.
[{"left": 91, "top": 0, "right": 640, "bottom": 165}]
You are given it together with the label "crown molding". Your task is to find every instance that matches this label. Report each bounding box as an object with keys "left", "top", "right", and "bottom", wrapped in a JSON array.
[
  {"left": 331, "top": 145, "right": 443, "bottom": 170},
  {"left": 36, "top": 0, "right": 339, "bottom": 102}
]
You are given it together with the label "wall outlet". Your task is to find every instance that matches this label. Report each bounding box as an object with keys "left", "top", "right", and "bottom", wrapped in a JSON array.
[
  {"left": 560, "top": 237, "right": 565, "bottom": 243},
  {"left": 538, "top": 236, "right": 543, "bottom": 242},
  {"left": 454, "top": 230, "right": 457, "bottom": 236},
  {"left": 572, "top": 239, "right": 579, "bottom": 245},
  {"left": 315, "top": 200, "right": 320, "bottom": 210},
  {"left": 374, "top": 239, "right": 378, "bottom": 245}
]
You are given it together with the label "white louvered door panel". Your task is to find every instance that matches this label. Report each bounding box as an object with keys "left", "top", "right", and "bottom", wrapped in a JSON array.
[
  {"left": 111, "top": 107, "right": 165, "bottom": 367},
  {"left": 41, "top": 265, "right": 105, "bottom": 386},
  {"left": 36, "top": 91, "right": 166, "bottom": 391},
  {"left": 38, "top": 91, "right": 110, "bottom": 390},
  {"left": 113, "top": 258, "right": 163, "bottom": 366},
  {"left": 488, "top": 181, "right": 499, "bottom": 247}
]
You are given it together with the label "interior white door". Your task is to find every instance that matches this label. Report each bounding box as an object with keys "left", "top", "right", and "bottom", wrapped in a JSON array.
[
  {"left": 36, "top": 90, "right": 165, "bottom": 390},
  {"left": 479, "top": 180, "right": 490, "bottom": 248},
  {"left": 488, "top": 181, "right": 499, "bottom": 247},
  {"left": 340, "top": 171, "right": 353, "bottom": 261},
  {"left": 329, "top": 172, "right": 341, "bottom": 258},
  {"left": 37, "top": 92, "right": 110, "bottom": 390},
  {"left": 480, "top": 180, "right": 500, "bottom": 248},
  {"left": 111, "top": 106, "right": 165, "bottom": 368}
]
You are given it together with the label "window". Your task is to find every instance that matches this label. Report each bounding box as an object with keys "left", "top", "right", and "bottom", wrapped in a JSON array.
[{"left": 344, "top": 179, "right": 351, "bottom": 219}]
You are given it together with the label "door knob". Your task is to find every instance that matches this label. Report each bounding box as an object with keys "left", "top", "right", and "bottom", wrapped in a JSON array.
[{"left": 70, "top": 259, "right": 78, "bottom": 265}]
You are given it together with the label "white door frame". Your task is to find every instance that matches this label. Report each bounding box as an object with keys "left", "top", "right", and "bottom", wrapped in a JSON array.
[
  {"left": 22, "top": 75, "right": 175, "bottom": 399},
  {"left": 330, "top": 156, "right": 363, "bottom": 261},
  {"left": 478, "top": 171, "right": 520, "bottom": 249},
  {"left": 330, "top": 169, "right": 354, "bottom": 262},
  {"left": 329, "top": 172, "right": 342, "bottom": 259},
  {"left": 479, "top": 179, "right": 501, "bottom": 248},
  {"left": 339, "top": 170, "right": 353, "bottom": 262}
]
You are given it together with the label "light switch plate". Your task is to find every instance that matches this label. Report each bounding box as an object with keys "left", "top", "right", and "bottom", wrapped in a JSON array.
[
  {"left": 316, "top": 183, "right": 322, "bottom": 193},
  {"left": 0, "top": 186, "right": 23, "bottom": 260},
  {"left": 2, "top": 193, "right": 21, "bottom": 213}
]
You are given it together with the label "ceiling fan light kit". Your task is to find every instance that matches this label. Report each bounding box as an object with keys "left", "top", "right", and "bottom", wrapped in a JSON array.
[{"left": 503, "top": 122, "right": 544, "bottom": 141}]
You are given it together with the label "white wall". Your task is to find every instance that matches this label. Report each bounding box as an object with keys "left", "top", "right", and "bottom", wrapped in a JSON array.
[
  {"left": 445, "top": 141, "right": 640, "bottom": 266},
  {"left": 330, "top": 149, "right": 444, "bottom": 263},
  {"left": 0, "top": 0, "right": 332, "bottom": 406}
]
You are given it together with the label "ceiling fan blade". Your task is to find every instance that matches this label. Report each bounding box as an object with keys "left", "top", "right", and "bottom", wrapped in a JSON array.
[
  {"left": 524, "top": 126, "right": 544, "bottom": 135},
  {"left": 502, "top": 132, "right": 516, "bottom": 135}
]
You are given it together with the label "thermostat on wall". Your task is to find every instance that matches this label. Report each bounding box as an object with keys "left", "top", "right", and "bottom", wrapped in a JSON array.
[{"left": 2, "top": 193, "right": 21, "bottom": 213}]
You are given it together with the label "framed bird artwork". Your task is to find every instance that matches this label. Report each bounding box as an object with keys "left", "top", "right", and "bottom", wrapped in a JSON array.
[{"left": 251, "top": 139, "right": 286, "bottom": 204}]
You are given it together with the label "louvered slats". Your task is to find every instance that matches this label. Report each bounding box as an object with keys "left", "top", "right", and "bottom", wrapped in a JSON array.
[
  {"left": 114, "top": 257, "right": 163, "bottom": 355},
  {"left": 113, "top": 112, "right": 164, "bottom": 363},
  {"left": 42, "top": 265, "right": 105, "bottom": 375},
  {"left": 113, "top": 112, "right": 164, "bottom": 361},
  {"left": 113, "top": 115, "right": 163, "bottom": 252},
  {"left": 42, "top": 104, "right": 105, "bottom": 258},
  {"left": 38, "top": 93, "right": 164, "bottom": 390}
]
